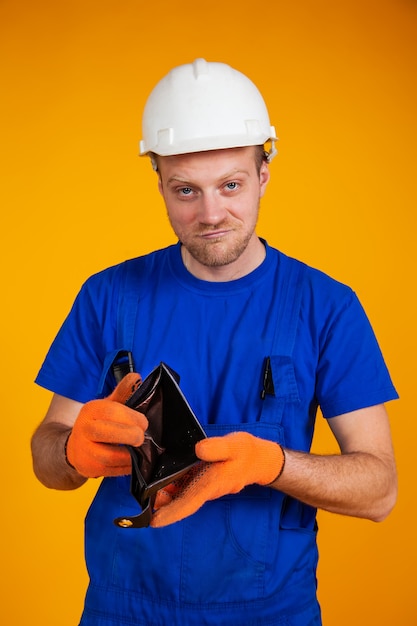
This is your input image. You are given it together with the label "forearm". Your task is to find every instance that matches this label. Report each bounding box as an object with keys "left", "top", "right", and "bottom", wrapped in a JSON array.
[
  {"left": 271, "top": 447, "right": 397, "bottom": 522},
  {"left": 31, "top": 421, "right": 87, "bottom": 490}
]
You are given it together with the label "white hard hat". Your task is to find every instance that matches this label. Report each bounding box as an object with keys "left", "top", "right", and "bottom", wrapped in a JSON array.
[{"left": 139, "top": 58, "right": 278, "bottom": 162}]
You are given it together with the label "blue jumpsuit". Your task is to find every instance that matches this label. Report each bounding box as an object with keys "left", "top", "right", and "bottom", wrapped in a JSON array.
[{"left": 36, "top": 241, "right": 398, "bottom": 625}]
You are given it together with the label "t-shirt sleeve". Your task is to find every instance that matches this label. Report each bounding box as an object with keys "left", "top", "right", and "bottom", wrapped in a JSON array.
[
  {"left": 315, "top": 287, "right": 398, "bottom": 418},
  {"left": 35, "top": 265, "right": 121, "bottom": 403}
]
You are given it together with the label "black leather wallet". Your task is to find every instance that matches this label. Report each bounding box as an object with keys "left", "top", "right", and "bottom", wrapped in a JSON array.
[{"left": 113, "top": 362, "right": 206, "bottom": 528}]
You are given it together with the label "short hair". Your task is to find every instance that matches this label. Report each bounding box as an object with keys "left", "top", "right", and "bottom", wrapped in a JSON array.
[
  {"left": 254, "top": 145, "right": 269, "bottom": 175},
  {"left": 151, "top": 145, "right": 269, "bottom": 175}
]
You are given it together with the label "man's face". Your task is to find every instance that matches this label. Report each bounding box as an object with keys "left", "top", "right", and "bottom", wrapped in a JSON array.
[{"left": 157, "top": 146, "right": 270, "bottom": 280}]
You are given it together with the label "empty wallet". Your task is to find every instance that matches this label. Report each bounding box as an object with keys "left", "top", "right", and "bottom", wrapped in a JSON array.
[{"left": 113, "top": 362, "right": 206, "bottom": 529}]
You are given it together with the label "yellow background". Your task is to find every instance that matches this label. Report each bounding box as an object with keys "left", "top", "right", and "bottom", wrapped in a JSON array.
[{"left": 1, "top": 0, "right": 416, "bottom": 623}]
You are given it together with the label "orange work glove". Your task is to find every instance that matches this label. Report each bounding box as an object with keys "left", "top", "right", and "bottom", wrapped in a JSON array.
[
  {"left": 151, "top": 431, "right": 285, "bottom": 528},
  {"left": 66, "top": 373, "right": 149, "bottom": 478}
]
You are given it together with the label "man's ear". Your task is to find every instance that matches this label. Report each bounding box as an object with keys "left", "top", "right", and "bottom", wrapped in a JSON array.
[{"left": 259, "top": 161, "right": 270, "bottom": 198}]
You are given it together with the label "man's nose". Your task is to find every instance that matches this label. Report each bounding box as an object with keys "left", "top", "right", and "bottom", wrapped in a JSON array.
[{"left": 198, "top": 191, "right": 228, "bottom": 224}]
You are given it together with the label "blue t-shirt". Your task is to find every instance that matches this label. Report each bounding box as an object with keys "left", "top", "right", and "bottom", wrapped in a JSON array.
[{"left": 36, "top": 241, "right": 397, "bottom": 426}]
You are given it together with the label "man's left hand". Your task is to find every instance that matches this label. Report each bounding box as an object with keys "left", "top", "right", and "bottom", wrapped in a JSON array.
[{"left": 151, "top": 431, "right": 285, "bottom": 527}]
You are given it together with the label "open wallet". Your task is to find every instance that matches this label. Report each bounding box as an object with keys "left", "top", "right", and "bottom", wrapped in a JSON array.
[{"left": 113, "top": 362, "right": 207, "bottom": 529}]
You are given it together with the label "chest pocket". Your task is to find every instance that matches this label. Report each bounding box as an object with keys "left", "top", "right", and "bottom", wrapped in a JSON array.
[
  {"left": 260, "top": 354, "right": 300, "bottom": 446},
  {"left": 259, "top": 354, "right": 300, "bottom": 447},
  {"left": 269, "top": 355, "right": 300, "bottom": 403}
]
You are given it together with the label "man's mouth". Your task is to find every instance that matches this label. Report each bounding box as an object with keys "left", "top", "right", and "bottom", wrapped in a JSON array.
[{"left": 199, "top": 228, "right": 232, "bottom": 239}]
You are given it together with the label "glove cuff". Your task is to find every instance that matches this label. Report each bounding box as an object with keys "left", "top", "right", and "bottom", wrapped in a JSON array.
[
  {"left": 267, "top": 443, "right": 286, "bottom": 484},
  {"left": 64, "top": 431, "right": 76, "bottom": 470}
]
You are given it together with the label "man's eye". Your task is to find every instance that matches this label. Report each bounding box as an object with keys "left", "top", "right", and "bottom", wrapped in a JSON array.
[
  {"left": 179, "top": 187, "right": 193, "bottom": 196},
  {"left": 225, "top": 181, "right": 238, "bottom": 191}
]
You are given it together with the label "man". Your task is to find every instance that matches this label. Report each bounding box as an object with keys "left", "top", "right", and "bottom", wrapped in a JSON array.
[{"left": 31, "top": 59, "right": 398, "bottom": 625}]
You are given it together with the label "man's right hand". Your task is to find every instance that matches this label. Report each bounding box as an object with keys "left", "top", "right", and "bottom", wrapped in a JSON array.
[{"left": 66, "top": 373, "right": 149, "bottom": 478}]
